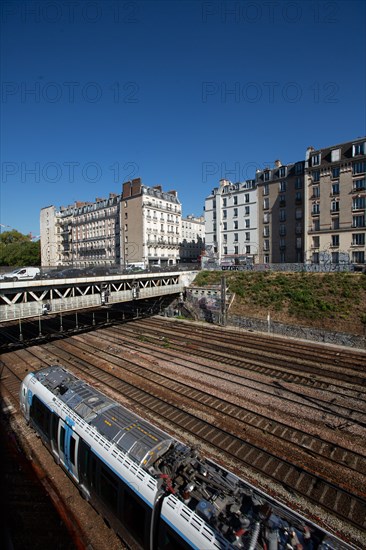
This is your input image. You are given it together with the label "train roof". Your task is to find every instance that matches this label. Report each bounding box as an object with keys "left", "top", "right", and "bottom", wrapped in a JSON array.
[{"left": 33, "top": 365, "right": 174, "bottom": 467}]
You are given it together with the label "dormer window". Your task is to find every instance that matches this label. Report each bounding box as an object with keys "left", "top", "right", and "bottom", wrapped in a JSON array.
[{"left": 312, "top": 154, "right": 321, "bottom": 166}]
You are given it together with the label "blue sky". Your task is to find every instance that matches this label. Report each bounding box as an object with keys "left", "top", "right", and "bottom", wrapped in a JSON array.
[{"left": 1, "top": 0, "right": 365, "bottom": 236}]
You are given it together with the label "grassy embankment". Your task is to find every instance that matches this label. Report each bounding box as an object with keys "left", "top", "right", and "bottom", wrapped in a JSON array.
[{"left": 193, "top": 271, "right": 366, "bottom": 336}]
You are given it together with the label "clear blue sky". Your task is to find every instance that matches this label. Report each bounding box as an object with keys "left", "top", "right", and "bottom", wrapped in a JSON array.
[{"left": 1, "top": 0, "right": 365, "bottom": 236}]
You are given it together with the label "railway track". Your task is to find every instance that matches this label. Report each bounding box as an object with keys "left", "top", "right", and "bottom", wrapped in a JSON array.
[{"left": 1, "top": 317, "right": 366, "bottom": 547}]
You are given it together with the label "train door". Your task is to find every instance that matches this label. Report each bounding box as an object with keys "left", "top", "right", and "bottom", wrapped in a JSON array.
[{"left": 58, "top": 418, "right": 79, "bottom": 482}]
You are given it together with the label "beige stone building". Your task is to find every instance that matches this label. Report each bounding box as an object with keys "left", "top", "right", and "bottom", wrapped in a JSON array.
[
  {"left": 304, "top": 138, "right": 366, "bottom": 267},
  {"left": 121, "top": 179, "right": 182, "bottom": 267},
  {"left": 40, "top": 179, "right": 182, "bottom": 268}
]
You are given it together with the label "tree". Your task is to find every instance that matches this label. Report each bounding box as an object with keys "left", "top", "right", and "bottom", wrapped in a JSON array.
[{"left": 0, "top": 230, "right": 41, "bottom": 266}]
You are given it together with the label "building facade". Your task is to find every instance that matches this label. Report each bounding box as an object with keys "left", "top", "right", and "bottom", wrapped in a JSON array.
[
  {"left": 304, "top": 138, "right": 366, "bottom": 267},
  {"left": 204, "top": 137, "right": 365, "bottom": 268},
  {"left": 121, "top": 179, "right": 182, "bottom": 267},
  {"left": 204, "top": 179, "right": 258, "bottom": 265},
  {"left": 256, "top": 160, "right": 305, "bottom": 264},
  {"left": 180, "top": 215, "right": 205, "bottom": 262},
  {"left": 40, "top": 179, "right": 182, "bottom": 268}
]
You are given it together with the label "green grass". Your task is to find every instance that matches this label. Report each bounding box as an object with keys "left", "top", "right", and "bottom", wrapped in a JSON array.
[{"left": 193, "top": 270, "right": 366, "bottom": 324}]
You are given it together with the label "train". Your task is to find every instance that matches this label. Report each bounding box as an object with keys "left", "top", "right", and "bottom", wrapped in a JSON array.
[{"left": 20, "top": 365, "right": 351, "bottom": 550}]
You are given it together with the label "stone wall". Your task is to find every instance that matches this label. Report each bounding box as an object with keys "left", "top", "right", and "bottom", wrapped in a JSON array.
[{"left": 227, "top": 314, "right": 365, "bottom": 349}]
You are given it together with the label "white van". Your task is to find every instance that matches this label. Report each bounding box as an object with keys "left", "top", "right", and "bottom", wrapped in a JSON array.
[{"left": 3, "top": 267, "right": 40, "bottom": 281}]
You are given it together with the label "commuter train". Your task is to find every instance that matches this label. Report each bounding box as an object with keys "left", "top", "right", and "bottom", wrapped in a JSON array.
[{"left": 20, "top": 365, "right": 351, "bottom": 550}]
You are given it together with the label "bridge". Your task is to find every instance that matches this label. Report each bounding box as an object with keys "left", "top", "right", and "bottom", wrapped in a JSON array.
[{"left": 0, "top": 271, "right": 197, "bottom": 323}]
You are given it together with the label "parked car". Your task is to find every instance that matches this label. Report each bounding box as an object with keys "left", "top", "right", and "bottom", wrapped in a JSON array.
[
  {"left": 2, "top": 267, "right": 40, "bottom": 281},
  {"left": 52, "top": 268, "right": 84, "bottom": 279}
]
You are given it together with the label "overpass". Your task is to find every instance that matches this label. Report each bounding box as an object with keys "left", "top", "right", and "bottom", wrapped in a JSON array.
[{"left": 0, "top": 271, "right": 197, "bottom": 323}]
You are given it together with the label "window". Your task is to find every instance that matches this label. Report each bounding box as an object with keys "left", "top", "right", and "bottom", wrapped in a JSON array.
[
  {"left": 295, "top": 177, "right": 302, "bottom": 189},
  {"left": 332, "top": 217, "right": 339, "bottom": 230},
  {"left": 279, "top": 225, "right": 286, "bottom": 236},
  {"left": 263, "top": 240, "right": 269, "bottom": 251},
  {"left": 234, "top": 233, "right": 238, "bottom": 242},
  {"left": 158, "top": 520, "right": 192, "bottom": 550},
  {"left": 352, "top": 251, "right": 365, "bottom": 264},
  {"left": 223, "top": 234, "right": 227, "bottom": 242},
  {"left": 245, "top": 206, "right": 250, "bottom": 216},
  {"left": 264, "top": 255, "right": 270, "bottom": 263},
  {"left": 263, "top": 184, "right": 269, "bottom": 195},
  {"left": 223, "top": 222, "right": 227, "bottom": 230},
  {"left": 312, "top": 154, "right": 320, "bottom": 166},
  {"left": 246, "top": 245, "right": 251, "bottom": 254},
  {"left": 245, "top": 219, "right": 250, "bottom": 228},
  {"left": 353, "top": 178, "right": 366, "bottom": 191},
  {"left": 352, "top": 233, "right": 365, "bottom": 245},
  {"left": 331, "top": 252, "right": 339, "bottom": 264},
  {"left": 233, "top": 208, "right": 238, "bottom": 217},
  {"left": 295, "top": 191, "right": 302, "bottom": 202},
  {"left": 245, "top": 193, "right": 250, "bottom": 203},
  {"left": 233, "top": 220, "right": 238, "bottom": 229},
  {"left": 233, "top": 196, "right": 238, "bottom": 205},
  {"left": 313, "top": 186, "right": 320, "bottom": 198},
  {"left": 234, "top": 245, "right": 238, "bottom": 255},
  {"left": 295, "top": 162, "right": 304, "bottom": 175},
  {"left": 331, "top": 182, "right": 339, "bottom": 195},
  {"left": 353, "top": 196, "right": 365, "bottom": 210},
  {"left": 353, "top": 142, "right": 365, "bottom": 156},
  {"left": 100, "top": 464, "right": 119, "bottom": 513},
  {"left": 263, "top": 198, "right": 269, "bottom": 210},
  {"left": 279, "top": 181, "right": 286, "bottom": 193},
  {"left": 296, "top": 222, "right": 302, "bottom": 234},
  {"left": 223, "top": 246, "right": 227, "bottom": 255},
  {"left": 331, "top": 167, "right": 340, "bottom": 178},
  {"left": 312, "top": 236, "right": 320, "bottom": 248},
  {"left": 296, "top": 237, "right": 302, "bottom": 248},
  {"left": 312, "top": 252, "right": 319, "bottom": 264},
  {"left": 312, "top": 203, "right": 320, "bottom": 214},
  {"left": 331, "top": 149, "right": 340, "bottom": 162},
  {"left": 223, "top": 210, "right": 227, "bottom": 219},
  {"left": 264, "top": 171, "right": 270, "bottom": 181},
  {"left": 223, "top": 198, "right": 227, "bottom": 207},
  {"left": 353, "top": 215, "right": 365, "bottom": 228},
  {"left": 263, "top": 226, "right": 269, "bottom": 237},
  {"left": 279, "top": 209, "right": 286, "bottom": 222},
  {"left": 30, "top": 396, "right": 51, "bottom": 440},
  {"left": 331, "top": 235, "right": 339, "bottom": 247},
  {"left": 263, "top": 212, "right": 269, "bottom": 223},
  {"left": 245, "top": 232, "right": 250, "bottom": 241},
  {"left": 353, "top": 162, "right": 366, "bottom": 174},
  {"left": 279, "top": 166, "right": 286, "bottom": 177},
  {"left": 331, "top": 201, "right": 339, "bottom": 212},
  {"left": 122, "top": 489, "right": 148, "bottom": 546},
  {"left": 312, "top": 170, "right": 320, "bottom": 182}
]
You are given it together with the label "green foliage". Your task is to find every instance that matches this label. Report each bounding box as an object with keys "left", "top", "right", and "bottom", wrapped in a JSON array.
[
  {"left": 0, "top": 230, "right": 41, "bottom": 266},
  {"left": 195, "top": 270, "right": 366, "bottom": 325}
]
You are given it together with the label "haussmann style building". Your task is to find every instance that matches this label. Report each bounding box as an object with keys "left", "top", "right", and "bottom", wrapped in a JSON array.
[{"left": 40, "top": 178, "right": 183, "bottom": 268}]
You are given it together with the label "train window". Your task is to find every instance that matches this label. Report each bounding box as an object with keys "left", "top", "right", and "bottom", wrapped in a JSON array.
[
  {"left": 69, "top": 436, "right": 76, "bottom": 466},
  {"left": 100, "top": 464, "right": 119, "bottom": 514},
  {"left": 51, "top": 414, "right": 59, "bottom": 447},
  {"left": 89, "top": 452, "right": 98, "bottom": 490},
  {"left": 60, "top": 426, "right": 66, "bottom": 454},
  {"left": 30, "top": 396, "right": 51, "bottom": 441},
  {"left": 78, "top": 439, "right": 90, "bottom": 484},
  {"left": 158, "top": 521, "right": 191, "bottom": 550},
  {"left": 122, "top": 489, "right": 148, "bottom": 547}
]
